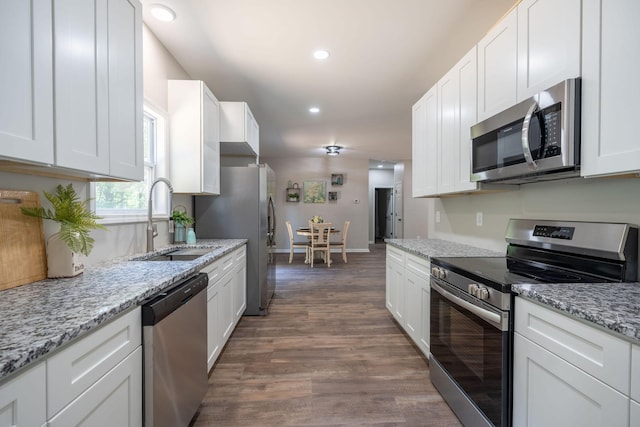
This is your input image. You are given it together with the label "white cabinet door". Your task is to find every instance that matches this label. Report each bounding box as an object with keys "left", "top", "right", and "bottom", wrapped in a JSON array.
[
  {"left": 54, "top": 0, "right": 142, "bottom": 180},
  {"left": 207, "top": 278, "right": 222, "bottom": 371},
  {"left": 219, "top": 102, "right": 259, "bottom": 157},
  {"left": 419, "top": 283, "right": 430, "bottom": 357},
  {"left": 411, "top": 86, "right": 438, "bottom": 197},
  {"left": 513, "top": 333, "right": 629, "bottom": 427},
  {"left": 404, "top": 269, "right": 422, "bottom": 343},
  {"left": 632, "top": 345, "right": 640, "bottom": 402},
  {"left": 233, "top": 246, "right": 247, "bottom": 321},
  {"left": 220, "top": 271, "right": 235, "bottom": 343},
  {"left": 516, "top": 0, "right": 581, "bottom": 101},
  {"left": 437, "top": 69, "right": 458, "bottom": 195},
  {"left": 582, "top": 0, "right": 640, "bottom": 177},
  {"left": 169, "top": 80, "right": 221, "bottom": 195},
  {"left": 107, "top": 0, "right": 143, "bottom": 181},
  {"left": 631, "top": 400, "right": 640, "bottom": 427},
  {"left": 477, "top": 8, "right": 518, "bottom": 121},
  {"left": 53, "top": 0, "right": 109, "bottom": 175},
  {"left": 49, "top": 347, "right": 142, "bottom": 427},
  {"left": 0, "top": 363, "right": 46, "bottom": 427},
  {"left": 386, "top": 246, "right": 406, "bottom": 323},
  {"left": 455, "top": 47, "right": 478, "bottom": 193},
  {"left": 0, "top": 1, "right": 54, "bottom": 164}
]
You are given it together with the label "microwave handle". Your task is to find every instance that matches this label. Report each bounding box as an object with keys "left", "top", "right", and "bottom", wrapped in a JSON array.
[{"left": 521, "top": 102, "right": 539, "bottom": 170}]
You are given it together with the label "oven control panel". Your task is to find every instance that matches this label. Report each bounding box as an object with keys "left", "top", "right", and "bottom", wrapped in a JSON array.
[{"left": 533, "top": 225, "right": 575, "bottom": 240}]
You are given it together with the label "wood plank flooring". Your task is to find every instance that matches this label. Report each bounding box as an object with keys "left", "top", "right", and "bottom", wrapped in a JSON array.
[{"left": 192, "top": 244, "right": 462, "bottom": 426}]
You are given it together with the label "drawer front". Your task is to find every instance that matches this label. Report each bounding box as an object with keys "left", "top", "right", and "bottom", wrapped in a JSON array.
[
  {"left": 405, "top": 253, "right": 430, "bottom": 279},
  {"left": 202, "top": 257, "right": 223, "bottom": 284},
  {"left": 234, "top": 245, "right": 246, "bottom": 263},
  {"left": 515, "top": 298, "right": 630, "bottom": 394},
  {"left": 386, "top": 245, "right": 405, "bottom": 264},
  {"left": 47, "top": 308, "right": 141, "bottom": 418}
]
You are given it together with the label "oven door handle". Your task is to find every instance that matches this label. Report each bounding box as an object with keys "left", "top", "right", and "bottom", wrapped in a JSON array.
[{"left": 431, "top": 281, "right": 506, "bottom": 331}]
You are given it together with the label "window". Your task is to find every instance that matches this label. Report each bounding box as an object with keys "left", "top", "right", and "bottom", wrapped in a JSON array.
[{"left": 93, "top": 102, "right": 169, "bottom": 223}]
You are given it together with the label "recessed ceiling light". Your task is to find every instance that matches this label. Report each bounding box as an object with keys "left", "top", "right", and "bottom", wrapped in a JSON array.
[
  {"left": 309, "top": 107, "right": 320, "bottom": 114},
  {"left": 313, "top": 50, "right": 330, "bottom": 60},
  {"left": 150, "top": 4, "right": 176, "bottom": 22}
]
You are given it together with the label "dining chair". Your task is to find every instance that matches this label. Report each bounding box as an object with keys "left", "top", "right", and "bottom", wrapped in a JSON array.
[
  {"left": 286, "top": 221, "right": 310, "bottom": 263},
  {"left": 330, "top": 220, "right": 350, "bottom": 263},
  {"left": 308, "top": 221, "right": 332, "bottom": 268}
]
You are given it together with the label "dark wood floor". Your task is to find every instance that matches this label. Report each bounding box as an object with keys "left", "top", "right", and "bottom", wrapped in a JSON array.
[{"left": 192, "top": 244, "right": 461, "bottom": 426}]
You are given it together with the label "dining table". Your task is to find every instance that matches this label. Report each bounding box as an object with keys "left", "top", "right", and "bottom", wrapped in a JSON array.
[{"left": 296, "top": 226, "right": 340, "bottom": 265}]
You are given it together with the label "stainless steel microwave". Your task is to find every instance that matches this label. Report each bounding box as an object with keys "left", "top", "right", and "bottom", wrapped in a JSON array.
[{"left": 470, "top": 78, "right": 581, "bottom": 184}]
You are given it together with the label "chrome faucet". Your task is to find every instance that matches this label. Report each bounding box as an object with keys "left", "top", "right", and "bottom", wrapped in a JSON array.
[{"left": 147, "top": 177, "right": 174, "bottom": 252}]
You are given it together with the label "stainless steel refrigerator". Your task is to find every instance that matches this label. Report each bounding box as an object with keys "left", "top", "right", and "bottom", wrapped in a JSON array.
[{"left": 195, "top": 164, "right": 276, "bottom": 315}]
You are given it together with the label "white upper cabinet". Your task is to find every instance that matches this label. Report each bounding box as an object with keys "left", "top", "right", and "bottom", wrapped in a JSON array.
[
  {"left": 54, "top": 0, "right": 143, "bottom": 180},
  {"left": 0, "top": 1, "right": 54, "bottom": 165},
  {"left": 477, "top": 8, "right": 518, "bottom": 122},
  {"left": 168, "top": 80, "right": 221, "bottom": 195},
  {"left": 411, "top": 87, "right": 438, "bottom": 197},
  {"left": 0, "top": 0, "right": 142, "bottom": 181},
  {"left": 581, "top": 0, "right": 640, "bottom": 177},
  {"left": 219, "top": 102, "right": 259, "bottom": 158},
  {"left": 516, "top": 0, "right": 581, "bottom": 101}
]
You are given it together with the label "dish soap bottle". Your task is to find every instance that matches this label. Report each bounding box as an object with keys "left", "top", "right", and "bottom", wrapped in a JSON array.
[{"left": 186, "top": 227, "right": 196, "bottom": 244}]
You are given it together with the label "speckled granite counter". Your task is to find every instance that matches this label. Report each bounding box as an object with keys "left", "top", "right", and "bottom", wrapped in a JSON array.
[
  {"left": 512, "top": 282, "right": 640, "bottom": 344},
  {"left": 0, "top": 239, "right": 246, "bottom": 382},
  {"left": 385, "top": 238, "right": 503, "bottom": 260}
]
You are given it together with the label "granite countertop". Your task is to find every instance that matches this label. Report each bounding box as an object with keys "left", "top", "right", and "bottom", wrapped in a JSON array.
[
  {"left": 0, "top": 239, "right": 246, "bottom": 382},
  {"left": 385, "top": 238, "right": 503, "bottom": 259},
  {"left": 512, "top": 282, "right": 640, "bottom": 344}
]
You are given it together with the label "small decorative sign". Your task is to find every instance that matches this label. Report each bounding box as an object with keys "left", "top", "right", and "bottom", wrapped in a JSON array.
[
  {"left": 328, "top": 191, "right": 338, "bottom": 201},
  {"left": 331, "top": 173, "right": 344, "bottom": 186}
]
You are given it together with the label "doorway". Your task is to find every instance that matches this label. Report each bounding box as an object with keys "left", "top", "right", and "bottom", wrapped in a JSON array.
[{"left": 374, "top": 188, "right": 393, "bottom": 243}]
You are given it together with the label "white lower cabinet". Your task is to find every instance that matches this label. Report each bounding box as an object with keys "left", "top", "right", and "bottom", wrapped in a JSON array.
[
  {"left": 201, "top": 245, "right": 247, "bottom": 371},
  {"left": 514, "top": 297, "right": 633, "bottom": 427},
  {"left": 385, "top": 245, "right": 430, "bottom": 358},
  {"left": 631, "top": 400, "right": 640, "bottom": 427},
  {"left": 0, "top": 308, "right": 142, "bottom": 427},
  {"left": 48, "top": 347, "right": 142, "bottom": 427},
  {"left": 0, "top": 362, "right": 46, "bottom": 427}
]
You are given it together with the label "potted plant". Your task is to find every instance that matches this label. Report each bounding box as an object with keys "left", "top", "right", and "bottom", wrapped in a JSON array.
[
  {"left": 287, "top": 192, "right": 299, "bottom": 202},
  {"left": 21, "top": 184, "right": 107, "bottom": 278},
  {"left": 172, "top": 209, "right": 194, "bottom": 243}
]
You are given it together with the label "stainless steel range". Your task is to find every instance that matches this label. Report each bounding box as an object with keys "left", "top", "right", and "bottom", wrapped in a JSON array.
[{"left": 429, "top": 219, "right": 638, "bottom": 427}]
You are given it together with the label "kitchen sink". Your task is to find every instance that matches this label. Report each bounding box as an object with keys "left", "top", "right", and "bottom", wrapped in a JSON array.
[{"left": 133, "top": 247, "right": 219, "bottom": 261}]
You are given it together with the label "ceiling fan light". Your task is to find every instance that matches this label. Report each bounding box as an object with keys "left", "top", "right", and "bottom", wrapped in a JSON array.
[
  {"left": 325, "top": 145, "right": 342, "bottom": 155},
  {"left": 150, "top": 4, "right": 176, "bottom": 22}
]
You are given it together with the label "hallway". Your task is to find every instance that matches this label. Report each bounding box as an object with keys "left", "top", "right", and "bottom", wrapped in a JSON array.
[{"left": 192, "top": 244, "right": 461, "bottom": 426}]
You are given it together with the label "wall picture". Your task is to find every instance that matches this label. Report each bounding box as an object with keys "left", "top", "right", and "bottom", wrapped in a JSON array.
[
  {"left": 331, "top": 173, "right": 344, "bottom": 186},
  {"left": 328, "top": 191, "right": 338, "bottom": 201},
  {"left": 303, "top": 180, "right": 326, "bottom": 203}
]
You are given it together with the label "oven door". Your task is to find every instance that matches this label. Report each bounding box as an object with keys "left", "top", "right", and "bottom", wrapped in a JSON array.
[{"left": 430, "top": 278, "right": 511, "bottom": 427}]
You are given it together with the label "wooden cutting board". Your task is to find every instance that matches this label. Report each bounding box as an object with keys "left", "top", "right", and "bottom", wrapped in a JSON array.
[{"left": 0, "top": 190, "right": 47, "bottom": 291}]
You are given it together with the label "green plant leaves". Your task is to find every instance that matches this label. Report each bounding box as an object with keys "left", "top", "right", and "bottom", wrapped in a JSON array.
[{"left": 21, "top": 184, "right": 107, "bottom": 256}]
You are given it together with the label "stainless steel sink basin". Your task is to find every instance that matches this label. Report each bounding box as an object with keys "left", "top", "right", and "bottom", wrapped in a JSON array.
[{"left": 133, "top": 247, "right": 219, "bottom": 261}]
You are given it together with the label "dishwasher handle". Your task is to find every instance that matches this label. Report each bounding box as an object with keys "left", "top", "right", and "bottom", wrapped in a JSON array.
[{"left": 142, "top": 273, "right": 208, "bottom": 326}]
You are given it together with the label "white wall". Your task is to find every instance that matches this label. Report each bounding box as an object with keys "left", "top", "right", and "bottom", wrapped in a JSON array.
[
  {"left": 424, "top": 176, "right": 640, "bottom": 252},
  {"left": 369, "top": 169, "right": 394, "bottom": 242},
  {"left": 401, "top": 160, "right": 429, "bottom": 239},
  {"left": 262, "top": 156, "right": 370, "bottom": 254}
]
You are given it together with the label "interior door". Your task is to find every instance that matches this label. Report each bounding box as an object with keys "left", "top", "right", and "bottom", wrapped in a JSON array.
[{"left": 394, "top": 182, "right": 404, "bottom": 239}]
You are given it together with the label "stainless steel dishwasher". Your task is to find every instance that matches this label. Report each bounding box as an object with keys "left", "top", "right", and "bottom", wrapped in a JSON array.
[{"left": 142, "top": 273, "right": 208, "bottom": 427}]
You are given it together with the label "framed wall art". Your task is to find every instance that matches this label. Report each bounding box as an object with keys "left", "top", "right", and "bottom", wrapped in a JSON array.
[
  {"left": 328, "top": 191, "right": 338, "bottom": 201},
  {"left": 331, "top": 173, "right": 344, "bottom": 186},
  {"left": 303, "top": 180, "right": 326, "bottom": 203}
]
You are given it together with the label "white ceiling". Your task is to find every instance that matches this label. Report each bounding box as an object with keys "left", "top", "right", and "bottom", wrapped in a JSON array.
[{"left": 141, "top": 0, "right": 515, "bottom": 165}]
